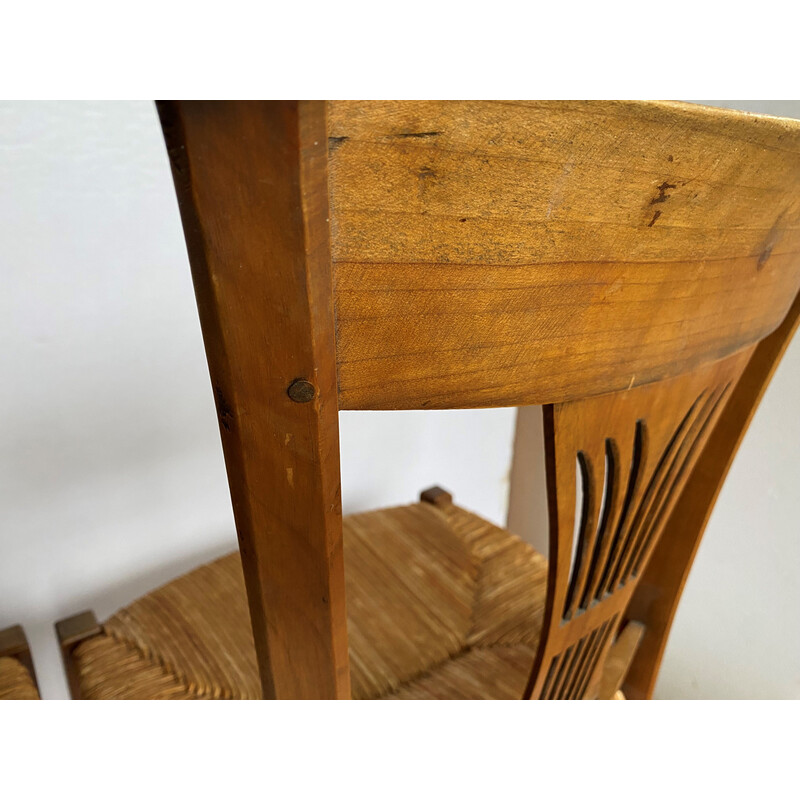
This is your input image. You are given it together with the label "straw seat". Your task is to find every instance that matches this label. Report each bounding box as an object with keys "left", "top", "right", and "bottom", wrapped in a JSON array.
[
  {"left": 0, "top": 657, "right": 40, "bottom": 700},
  {"left": 68, "top": 499, "right": 548, "bottom": 699},
  {"left": 0, "top": 626, "right": 40, "bottom": 700}
]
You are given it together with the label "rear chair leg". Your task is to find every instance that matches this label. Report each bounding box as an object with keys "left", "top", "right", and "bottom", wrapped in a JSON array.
[
  {"left": 420, "top": 485, "right": 453, "bottom": 508},
  {"left": 55, "top": 611, "right": 102, "bottom": 699},
  {"left": 596, "top": 621, "right": 646, "bottom": 700}
]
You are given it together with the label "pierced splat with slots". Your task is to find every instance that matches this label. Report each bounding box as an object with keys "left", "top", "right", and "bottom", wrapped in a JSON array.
[{"left": 526, "top": 350, "right": 752, "bottom": 699}]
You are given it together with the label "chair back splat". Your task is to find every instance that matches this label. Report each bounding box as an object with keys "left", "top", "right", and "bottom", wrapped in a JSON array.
[{"left": 158, "top": 101, "right": 800, "bottom": 699}]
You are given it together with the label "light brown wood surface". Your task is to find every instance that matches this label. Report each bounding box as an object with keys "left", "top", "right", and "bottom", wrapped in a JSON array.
[
  {"left": 328, "top": 101, "right": 800, "bottom": 409},
  {"left": 158, "top": 101, "right": 350, "bottom": 699},
  {"left": 525, "top": 350, "right": 751, "bottom": 698},
  {"left": 153, "top": 101, "right": 800, "bottom": 699}
]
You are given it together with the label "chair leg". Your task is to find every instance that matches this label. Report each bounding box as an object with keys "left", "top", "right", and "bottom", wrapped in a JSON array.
[
  {"left": 420, "top": 486, "right": 453, "bottom": 508},
  {"left": 55, "top": 611, "right": 102, "bottom": 699},
  {"left": 0, "top": 624, "right": 39, "bottom": 695},
  {"left": 596, "top": 621, "right": 646, "bottom": 700}
]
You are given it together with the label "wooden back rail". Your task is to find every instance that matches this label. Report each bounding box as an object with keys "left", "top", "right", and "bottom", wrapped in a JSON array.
[{"left": 157, "top": 100, "right": 800, "bottom": 698}]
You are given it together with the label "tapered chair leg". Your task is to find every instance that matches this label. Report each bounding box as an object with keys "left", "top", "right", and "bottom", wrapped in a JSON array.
[
  {"left": 420, "top": 486, "right": 453, "bottom": 509},
  {"left": 55, "top": 611, "right": 102, "bottom": 699}
]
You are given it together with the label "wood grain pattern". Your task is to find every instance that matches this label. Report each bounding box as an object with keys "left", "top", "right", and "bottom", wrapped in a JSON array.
[
  {"left": 328, "top": 101, "right": 800, "bottom": 409},
  {"left": 154, "top": 100, "right": 800, "bottom": 700},
  {"left": 623, "top": 287, "right": 800, "bottom": 699},
  {"left": 525, "top": 350, "right": 751, "bottom": 699},
  {"left": 157, "top": 101, "right": 350, "bottom": 699}
]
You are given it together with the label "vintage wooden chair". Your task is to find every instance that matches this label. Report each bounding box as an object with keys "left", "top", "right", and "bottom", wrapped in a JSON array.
[
  {"left": 0, "top": 625, "right": 40, "bottom": 700},
  {"left": 56, "top": 101, "right": 800, "bottom": 699}
]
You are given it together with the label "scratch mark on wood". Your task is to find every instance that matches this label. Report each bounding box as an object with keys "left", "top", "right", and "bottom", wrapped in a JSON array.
[
  {"left": 215, "top": 387, "right": 234, "bottom": 432},
  {"left": 546, "top": 161, "right": 574, "bottom": 219},
  {"left": 757, "top": 244, "right": 773, "bottom": 270},
  {"left": 757, "top": 211, "right": 786, "bottom": 270},
  {"left": 396, "top": 131, "right": 441, "bottom": 139}
]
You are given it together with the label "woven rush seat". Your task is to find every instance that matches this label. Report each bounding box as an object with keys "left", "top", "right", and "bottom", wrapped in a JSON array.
[
  {"left": 0, "top": 656, "right": 40, "bottom": 700},
  {"left": 70, "top": 499, "right": 548, "bottom": 699},
  {"left": 0, "top": 626, "right": 39, "bottom": 700}
]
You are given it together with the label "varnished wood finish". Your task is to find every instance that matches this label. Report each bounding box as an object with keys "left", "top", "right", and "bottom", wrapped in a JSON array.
[
  {"left": 525, "top": 351, "right": 751, "bottom": 699},
  {"left": 419, "top": 485, "right": 453, "bottom": 508},
  {"left": 157, "top": 101, "right": 350, "bottom": 699},
  {"left": 328, "top": 101, "right": 800, "bottom": 410},
  {"left": 623, "top": 288, "right": 800, "bottom": 699},
  {"left": 156, "top": 101, "right": 800, "bottom": 700}
]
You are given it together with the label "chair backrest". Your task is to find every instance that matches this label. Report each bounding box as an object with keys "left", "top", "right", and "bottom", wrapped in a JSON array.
[{"left": 157, "top": 100, "right": 800, "bottom": 698}]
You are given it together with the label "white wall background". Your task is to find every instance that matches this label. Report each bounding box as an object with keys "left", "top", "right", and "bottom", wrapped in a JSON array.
[{"left": 0, "top": 101, "right": 796, "bottom": 699}]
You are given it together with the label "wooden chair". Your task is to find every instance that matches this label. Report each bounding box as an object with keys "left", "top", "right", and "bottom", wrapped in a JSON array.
[
  {"left": 56, "top": 101, "right": 800, "bottom": 699},
  {"left": 0, "top": 625, "right": 40, "bottom": 700}
]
